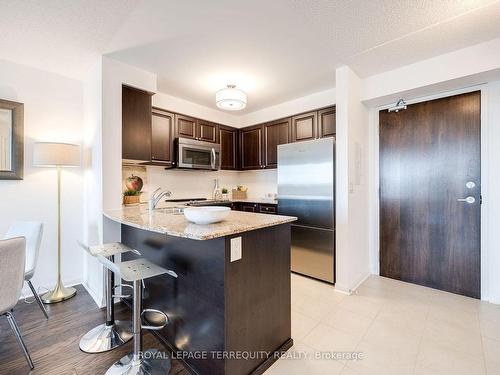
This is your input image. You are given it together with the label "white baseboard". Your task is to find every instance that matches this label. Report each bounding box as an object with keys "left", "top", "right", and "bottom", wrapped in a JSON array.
[
  {"left": 335, "top": 272, "right": 371, "bottom": 295},
  {"left": 82, "top": 282, "right": 105, "bottom": 308},
  {"left": 20, "top": 278, "right": 82, "bottom": 300}
]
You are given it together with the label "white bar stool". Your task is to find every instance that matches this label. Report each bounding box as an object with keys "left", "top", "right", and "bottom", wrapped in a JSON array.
[
  {"left": 79, "top": 242, "right": 136, "bottom": 353},
  {"left": 99, "top": 254, "right": 178, "bottom": 375}
]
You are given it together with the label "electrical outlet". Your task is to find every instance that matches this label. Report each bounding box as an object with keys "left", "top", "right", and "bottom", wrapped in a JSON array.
[{"left": 230, "top": 237, "right": 242, "bottom": 262}]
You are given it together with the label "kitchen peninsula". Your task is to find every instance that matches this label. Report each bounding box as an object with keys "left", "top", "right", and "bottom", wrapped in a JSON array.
[{"left": 104, "top": 206, "right": 296, "bottom": 375}]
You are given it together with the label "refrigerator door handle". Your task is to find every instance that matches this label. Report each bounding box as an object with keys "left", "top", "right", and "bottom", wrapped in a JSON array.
[{"left": 291, "top": 223, "right": 334, "bottom": 232}]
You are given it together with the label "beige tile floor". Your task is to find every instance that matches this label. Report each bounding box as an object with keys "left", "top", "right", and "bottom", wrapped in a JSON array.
[{"left": 267, "top": 274, "right": 500, "bottom": 375}]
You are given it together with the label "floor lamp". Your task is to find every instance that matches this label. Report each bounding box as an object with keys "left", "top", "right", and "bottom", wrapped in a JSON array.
[{"left": 33, "top": 142, "right": 81, "bottom": 304}]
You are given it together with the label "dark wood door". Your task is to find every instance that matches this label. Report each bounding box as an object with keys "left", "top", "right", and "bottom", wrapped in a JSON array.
[
  {"left": 197, "top": 120, "right": 218, "bottom": 143},
  {"left": 379, "top": 91, "right": 481, "bottom": 298},
  {"left": 263, "top": 118, "right": 290, "bottom": 168},
  {"left": 151, "top": 108, "right": 174, "bottom": 164},
  {"left": 318, "top": 107, "right": 336, "bottom": 138},
  {"left": 175, "top": 114, "right": 197, "bottom": 139},
  {"left": 291, "top": 111, "right": 317, "bottom": 142},
  {"left": 240, "top": 125, "right": 263, "bottom": 170},
  {"left": 219, "top": 125, "right": 238, "bottom": 170},
  {"left": 122, "top": 86, "right": 152, "bottom": 161}
]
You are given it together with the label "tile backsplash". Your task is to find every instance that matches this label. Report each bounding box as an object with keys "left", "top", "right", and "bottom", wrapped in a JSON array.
[{"left": 122, "top": 164, "right": 278, "bottom": 203}]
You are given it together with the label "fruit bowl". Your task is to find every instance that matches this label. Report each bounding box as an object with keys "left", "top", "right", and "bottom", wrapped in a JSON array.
[{"left": 183, "top": 206, "right": 231, "bottom": 225}]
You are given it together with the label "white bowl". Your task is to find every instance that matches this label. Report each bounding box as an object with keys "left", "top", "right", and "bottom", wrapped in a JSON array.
[{"left": 183, "top": 206, "right": 231, "bottom": 225}]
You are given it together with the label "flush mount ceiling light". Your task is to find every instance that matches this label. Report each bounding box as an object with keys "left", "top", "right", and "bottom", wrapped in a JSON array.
[{"left": 215, "top": 84, "right": 247, "bottom": 111}]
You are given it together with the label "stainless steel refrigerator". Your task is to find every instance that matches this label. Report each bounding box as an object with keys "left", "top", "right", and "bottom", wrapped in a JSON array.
[{"left": 278, "top": 137, "right": 335, "bottom": 283}]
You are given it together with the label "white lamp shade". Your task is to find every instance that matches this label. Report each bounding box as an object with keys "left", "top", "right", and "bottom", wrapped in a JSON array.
[
  {"left": 33, "top": 142, "right": 80, "bottom": 167},
  {"left": 215, "top": 85, "right": 247, "bottom": 111}
]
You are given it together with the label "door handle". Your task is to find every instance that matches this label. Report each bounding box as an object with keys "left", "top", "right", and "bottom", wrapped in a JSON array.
[
  {"left": 210, "top": 148, "right": 216, "bottom": 169},
  {"left": 457, "top": 196, "right": 475, "bottom": 204}
]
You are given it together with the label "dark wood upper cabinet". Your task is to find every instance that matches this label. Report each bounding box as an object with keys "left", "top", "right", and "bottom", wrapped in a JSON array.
[
  {"left": 122, "top": 85, "right": 153, "bottom": 161},
  {"left": 151, "top": 108, "right": 174, "bottom": 164},
  {"left": 263, "top": 118, "right": 290, "bottom": 168},
  {"left": 240, "top": 125, "right": 263, "bottom": 170},
  {"left": 318, "top": 107, "right": 336, "bottom": 138},
  {"left": 291, "top": 107, "right": 336, "bottom": 142},
  {"left": 175, "top": 114, "right": 197, "bottom": 139},
  {"left": 291, "top": 111, "right": 317, "bottom": 142},
  {"left": 197, "top": 120, "right": 218, "bottom": 143},
  {"left": 219, "top": 125, "right": 238, "bottom": 170}
]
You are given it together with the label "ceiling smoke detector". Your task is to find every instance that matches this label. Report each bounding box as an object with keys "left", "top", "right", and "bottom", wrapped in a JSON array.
[{"left": 215, "top": 84, "right": 247, "bottom": 111}]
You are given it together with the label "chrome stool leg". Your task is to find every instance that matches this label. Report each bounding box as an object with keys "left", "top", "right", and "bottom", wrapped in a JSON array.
[
  {"left": 106, "top": 280, "right": 171, "bottom": 375},
  {"left": 79, "top": 256, "right": 132, "bottom": 353},
  {"left": 6, "top": 311, "right": 34, "bottom": 370},
  {"left": 26, "top": 280, "right": 49, "bottom": 319}
]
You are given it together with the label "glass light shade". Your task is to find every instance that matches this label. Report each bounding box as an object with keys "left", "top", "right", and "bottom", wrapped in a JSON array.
[
  {"left": 215, "top": 85, "right": 247, "bottom": 111},
  {"left": 33, "top": 142, "right": 81, "bottom": 167}
]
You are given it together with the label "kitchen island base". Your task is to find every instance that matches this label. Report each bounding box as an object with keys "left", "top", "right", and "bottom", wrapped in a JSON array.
[{"left": 121, "top": 222, "right": 292, "bottom": 375}]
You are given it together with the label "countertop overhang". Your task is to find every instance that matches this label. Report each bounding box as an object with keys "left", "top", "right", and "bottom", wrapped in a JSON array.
[{"left": 104, "top": 205, "right": 297, "bottom": 240}]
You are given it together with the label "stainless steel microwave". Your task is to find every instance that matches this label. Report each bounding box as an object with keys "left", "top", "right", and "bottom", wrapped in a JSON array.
[{"left": 176, "top": 138, "right": 221, "bottom": 170}]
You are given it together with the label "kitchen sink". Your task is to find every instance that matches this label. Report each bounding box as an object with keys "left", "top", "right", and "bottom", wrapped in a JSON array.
[{"left": 153, "top": 207, "right": 185, "bottom": 215}]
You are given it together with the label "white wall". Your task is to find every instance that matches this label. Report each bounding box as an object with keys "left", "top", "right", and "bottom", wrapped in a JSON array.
[
  {"left": 81, "top": 57, "right": 158, "bottom": 305},
  {"left": 335, "top": 66, "right": 370, "bottom": 293},
  {"left": 0, "top": 59, "right": 84, "bottom": 296},
  {"left": 362, "top": 37, "right": 500, "bottom": 107},
  {"left": 484, "top": 81, "right": 500, "bottom": 303},
  {"left": 239, "top": 88, "right": 336, "bottom": 127},
  {"left": 82, "top": 59, "right": 104, "bottom": 304}
]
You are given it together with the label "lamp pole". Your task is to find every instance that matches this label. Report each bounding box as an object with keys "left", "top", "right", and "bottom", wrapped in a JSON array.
[{"left": 41, "top": 166, "right": 77, "bottom": 303}]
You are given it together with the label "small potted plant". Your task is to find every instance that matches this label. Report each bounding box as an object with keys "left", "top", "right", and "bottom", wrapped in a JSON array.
[
  {"left": 123, "top": 189, "right": 141, "bottom": 206},
  {"left": 221, "top": 187, "right": 229, "bottom": 201}
]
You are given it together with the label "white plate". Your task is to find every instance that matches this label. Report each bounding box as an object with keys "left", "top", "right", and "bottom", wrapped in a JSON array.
[{"left": 183, "top": 206, "right": 231, "bottom": 225}]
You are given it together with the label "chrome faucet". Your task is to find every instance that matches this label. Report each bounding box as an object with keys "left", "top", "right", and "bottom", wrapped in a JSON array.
[{"left": 149, "top": 188, "right": 172, "bottom": 211}]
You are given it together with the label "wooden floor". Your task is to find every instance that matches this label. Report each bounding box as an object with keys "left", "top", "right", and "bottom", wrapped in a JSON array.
[{"left": 0, "top": 285, "right": 189, "bottom": 375}]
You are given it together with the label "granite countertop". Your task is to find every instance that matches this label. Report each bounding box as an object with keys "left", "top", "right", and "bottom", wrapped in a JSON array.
[{"left": 104, "top": 205, "right": 296, "bottom": 240}]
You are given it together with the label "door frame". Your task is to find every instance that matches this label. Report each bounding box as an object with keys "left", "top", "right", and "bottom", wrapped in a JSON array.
[{"left": 369, "top": 85, "right": 489, "bottom": 300}]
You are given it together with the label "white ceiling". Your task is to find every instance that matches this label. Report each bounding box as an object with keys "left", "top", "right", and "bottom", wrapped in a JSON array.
[{"left": 2, "top": 0, "right": 500, "bottom": 113}]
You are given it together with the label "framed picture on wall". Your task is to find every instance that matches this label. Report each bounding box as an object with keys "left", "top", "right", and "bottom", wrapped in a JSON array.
[{"left": 0, "top": 99, "right": 24, "bottom": 180}]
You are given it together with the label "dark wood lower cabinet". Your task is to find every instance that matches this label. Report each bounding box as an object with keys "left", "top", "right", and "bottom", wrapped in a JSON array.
[
  {"left": 121, "top": 224, "right": 292, "bottom": 375},
  {"left": 259, "top": 204, "right": 277, "bottom": 214},
  {"left": 232, "top": 202, "right": 277, "bottom": 214}
]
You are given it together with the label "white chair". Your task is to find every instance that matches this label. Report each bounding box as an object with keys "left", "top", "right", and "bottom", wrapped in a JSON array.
[
  {"left": 0, "top": 237, "right": 34, "bottom": 370},
  {"left": 4, "top": 222, "right": 48, "bottom": 319}
]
